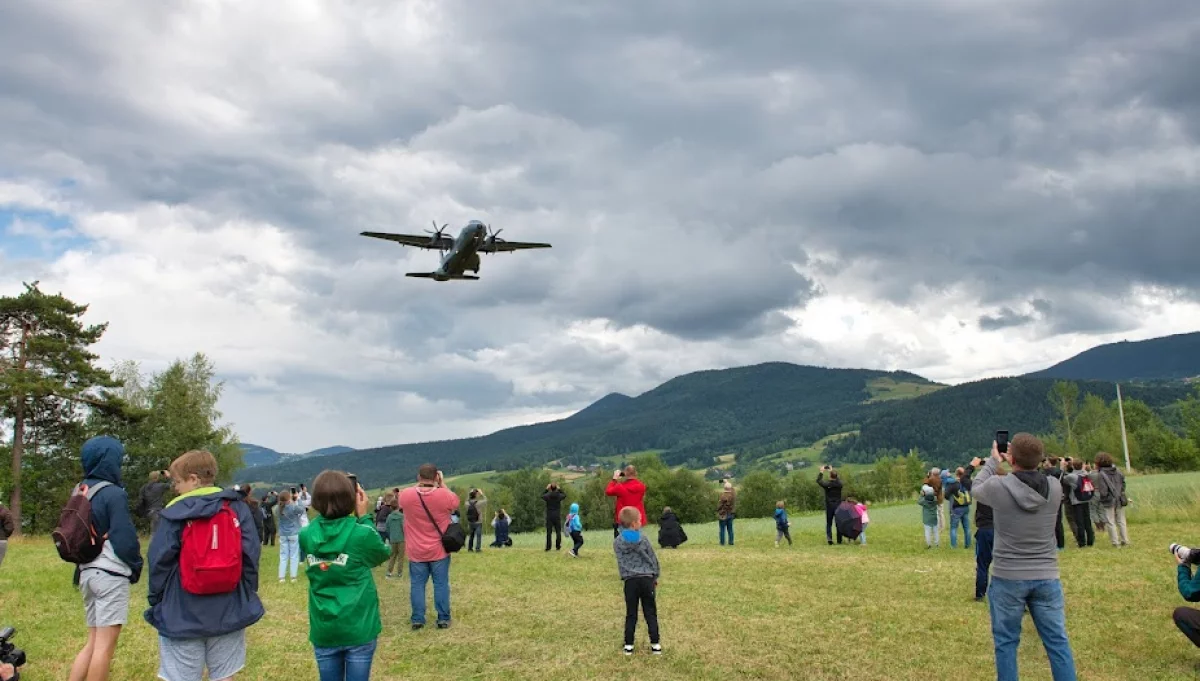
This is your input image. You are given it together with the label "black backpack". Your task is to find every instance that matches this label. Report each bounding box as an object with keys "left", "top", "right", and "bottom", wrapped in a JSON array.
[{"left": 467, "top": 500, "right": 480, "bottom": 523}]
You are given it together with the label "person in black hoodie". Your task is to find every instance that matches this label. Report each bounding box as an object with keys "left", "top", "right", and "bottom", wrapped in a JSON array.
[
  {"left": 68, "top": 436, "right": 143, "bottom": 681},
  {"left": 137, "top": 470, "right": 172, "bottom": 536},
  {"left": 967, "top": 458, "right": 995, "bottom": 601},
  {"left": 542, "top": 483, "right": 567, "bottom": 551},
  {"left": 817, "top": 466, "right": 844, "bottom": 544},
  {"left": 1043, "top": 457, "right": 1067, "bottom": 550},
  {"left": 657, "top": 507, "right": 687, "bottom": 549},
  {"left": 261, "top": 491, "right": 278, "bottom": 546}
]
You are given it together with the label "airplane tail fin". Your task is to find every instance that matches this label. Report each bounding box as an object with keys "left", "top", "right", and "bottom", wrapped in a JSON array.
[{"left": 405, "top": 272, "right": 480, "bottom": 280}]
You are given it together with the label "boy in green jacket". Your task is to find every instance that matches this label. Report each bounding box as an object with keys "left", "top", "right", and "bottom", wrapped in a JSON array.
[
  {"left": 300, "top": 471, "right": 391, "bottom": 680},
  {"left": 385, "top": 493, "right": 405, "bottom": 578}
]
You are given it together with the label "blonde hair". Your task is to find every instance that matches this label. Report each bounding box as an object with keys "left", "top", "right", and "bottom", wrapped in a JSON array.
[
  {"left": 618, "top": 506, "right": 641, "bottom": 527},
  {"left": 776, "top": 500, "right": 785, "bottom": 508},
  {"left": 723, "top": 482, "right": 733, "bottom": 491}
]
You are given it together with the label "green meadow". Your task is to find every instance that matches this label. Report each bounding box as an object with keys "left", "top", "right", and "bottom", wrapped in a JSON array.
[{"left": 2, "top": 472, "right": 1199, "bottom": 680}]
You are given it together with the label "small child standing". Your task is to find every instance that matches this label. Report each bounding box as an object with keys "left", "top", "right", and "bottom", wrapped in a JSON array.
[
  {"left": 300, "top": 471, "right": 391, "bottom": 680},
  {"left": 774, "top": 501, "right": 792, "bottom": 547},
  {"left": 566, "top": 503, "right": 584, "bottom": 557},
  {"left": 385, "top": 495, "right": 405, "bottom": 579},
  {"left": 614, "top": 506, "right": 662, "bottom": 655},
  {"left": 856, "top": 500, "right": 870, "bottom": 545},
  {"left": 145, "top": 449, "right": 264, "bottom": 681},
  {"left": 919, "top": 484, "right": 939, "bottom": 548}
]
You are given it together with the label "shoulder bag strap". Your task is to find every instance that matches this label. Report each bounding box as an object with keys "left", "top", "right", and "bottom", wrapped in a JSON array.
[{"left": 417, "top": 491, "right": 445, "bottom": 538}]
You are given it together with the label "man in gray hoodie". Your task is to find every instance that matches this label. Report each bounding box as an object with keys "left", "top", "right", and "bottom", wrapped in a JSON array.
[{"left": 973, "top": 433, "right": 1077, "bottom": 681}]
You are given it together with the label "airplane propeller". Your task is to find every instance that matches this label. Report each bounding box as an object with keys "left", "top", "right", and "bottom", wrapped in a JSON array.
[
  {"left": 425, "top": 221, "right": 451, "bottom": 250},
  {"left": 485, "top": 224, "right": 505, "bottom": 246}
]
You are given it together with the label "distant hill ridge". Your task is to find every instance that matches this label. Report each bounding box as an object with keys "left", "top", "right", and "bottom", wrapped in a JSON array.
[
  {"left": 240, "top": 443, "right": 355, "bottom": 468},
  {"left": 1026, "top": 331, "right": 1200, "bottom": 382},
  {"left": 237, "top": 330, "right": 1200, "bottom": 487}
]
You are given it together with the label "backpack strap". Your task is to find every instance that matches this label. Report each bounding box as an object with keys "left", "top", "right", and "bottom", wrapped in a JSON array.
[{"left": 83, "top": 481, "right": 112, "bottom": 500}]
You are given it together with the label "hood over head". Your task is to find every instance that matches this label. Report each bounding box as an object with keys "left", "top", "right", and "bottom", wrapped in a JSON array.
[
  {"left": 569, "top": 503, "right": 579, "bottom": 515},
  {"left": 1002, "top": 470, "right": 1053, "bottom": 512},
  {"left": 82, "top": 436, "right": 125, "bottom": 485}
]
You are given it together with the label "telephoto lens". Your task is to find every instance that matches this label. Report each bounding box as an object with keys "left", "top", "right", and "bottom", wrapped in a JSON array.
[{"left": 1171, "top": 543, "right": 1200, "bottom": 565}]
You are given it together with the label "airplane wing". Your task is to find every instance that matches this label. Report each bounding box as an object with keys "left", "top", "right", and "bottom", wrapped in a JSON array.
[
  {"left": 360, "top": 231, "right": 453, "bottom": 250},
  {"left": 478, "top": 240, "right": 552, "bottom": 253}
]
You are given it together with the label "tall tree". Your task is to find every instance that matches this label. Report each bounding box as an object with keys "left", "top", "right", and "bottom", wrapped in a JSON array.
[
  {"left": 1048, "top": 381, "right": 1081, "bottom": 455},
  {"left": 0, "top": 282, "right": 118, "bottom": 533}
]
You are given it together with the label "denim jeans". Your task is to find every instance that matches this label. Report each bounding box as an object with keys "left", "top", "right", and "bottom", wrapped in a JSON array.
[
  {"left": 279, "top": 535, "right": 299, "bottom": 580},
  {"left": 950, "top": 508, "right": 971, "bottom": 548},
  {"left": 719, "top": 517, "right": 734, "bottom": 545},
  {"left": 988, "top": 577, "right": 1077, "bottom": 681},
  {"left": 468, "top": 522, "right": 483, "bottom": 551},
  {"left": 410, "top": 557, "right": 451, "bottom": 625},
  {"left": 314, "top": 638, "right": 377, "bottom": 681}
]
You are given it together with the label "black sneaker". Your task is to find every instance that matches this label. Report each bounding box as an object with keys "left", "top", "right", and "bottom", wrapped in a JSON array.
[
  {"left": 412, "top": 624, "right": 424, "bottom": 630},
  {"left": 436, "top": 621, "right": 450, "bottom": 629}
]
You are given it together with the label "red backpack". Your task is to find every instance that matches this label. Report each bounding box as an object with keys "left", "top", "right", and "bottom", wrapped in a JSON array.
[
  {"left": 180, "top": 500, "right": 243, "bottom": 595},
  {"left": 53, "top": 481, "right": 112, "bottom": 564}
]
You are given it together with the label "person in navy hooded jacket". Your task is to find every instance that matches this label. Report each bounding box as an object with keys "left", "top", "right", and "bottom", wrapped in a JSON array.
[
  {"left": 145, "top": 450, "right": 264, "bottom": 681},
  {"left": 68, "top": 436, "right": 143, "bottom": 681}
]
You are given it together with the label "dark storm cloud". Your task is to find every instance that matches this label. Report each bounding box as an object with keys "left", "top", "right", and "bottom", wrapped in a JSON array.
[
  {"left": 979, "top": 308, "right": 1036, "bottom": 331},
  {"left": 2, "top": 0, "right": 1200, "bottom": 449}
]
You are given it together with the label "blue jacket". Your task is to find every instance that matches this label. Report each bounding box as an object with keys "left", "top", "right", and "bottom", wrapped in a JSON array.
[
  {"left": 774, "top": 508, "right": 789, "bottom": 529},
  {"left": 144, "top": 487, "right": 265, "bottom": 638},
  {"left": 566, "top": 503, "right": 582, "bottom": 532},
  {"left": 79, "top": 436, "right": 143, "bottom": 583},
  {"left": 278, "top": 501, "right": 305, "bottom": 536},
  {"left": 493, "top": 516, "right": 510, "bottom": 543}
]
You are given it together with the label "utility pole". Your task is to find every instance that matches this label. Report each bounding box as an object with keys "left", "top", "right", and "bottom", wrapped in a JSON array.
[{"left": 1116, "top": 382, "right": 1131, "bottom": 473}]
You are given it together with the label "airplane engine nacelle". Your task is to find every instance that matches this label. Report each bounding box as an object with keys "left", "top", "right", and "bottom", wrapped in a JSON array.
[{"left": 466, "top": 252, "right": 481, "bottom": 272}]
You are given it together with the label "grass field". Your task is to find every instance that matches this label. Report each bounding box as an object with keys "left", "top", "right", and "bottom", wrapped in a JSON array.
[
  {"left": 3, "top": 472, "right": 1200, "bottom": 680},
  {"left": 865, "top": 377, "right": 947, "bottom": 402}
]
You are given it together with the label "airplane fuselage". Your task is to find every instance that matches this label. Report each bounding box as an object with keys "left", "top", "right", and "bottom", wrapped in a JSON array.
[{"left": 431, "top": 221, "right": 488, "bottom": 280}]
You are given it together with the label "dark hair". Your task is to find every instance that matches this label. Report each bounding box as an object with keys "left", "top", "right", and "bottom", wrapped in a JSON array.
[
  {"left": 1048, "top": 457, "right": 1060, "bottom": 465},
  {"left": 830, "top": 471, "right": 839, "bottom": 480},
  {"left": 312, "top": 470, "right": 356, "bottom": 520},
  {"left": 1009, "top": 433, "right": 1044, "bottom": 470},
  {"left": 1095, "top": 452, "right": 1115, "bottom": 468},
  {"left": 418, "top": 463, "right": 438, "bottom": 481}
]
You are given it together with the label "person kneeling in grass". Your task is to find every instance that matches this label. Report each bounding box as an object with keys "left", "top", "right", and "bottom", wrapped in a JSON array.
[{"left": 301, "top": 471, "right": 391, "bottom": 681}]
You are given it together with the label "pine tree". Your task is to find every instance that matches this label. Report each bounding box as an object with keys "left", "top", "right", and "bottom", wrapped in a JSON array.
[{"left": 0, "top": 282, "right": 119, "bottom": 534}]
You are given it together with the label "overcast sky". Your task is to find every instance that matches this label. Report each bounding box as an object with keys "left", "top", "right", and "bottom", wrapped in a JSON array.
[{"left": 2, "top": 1, "right": 1199, "bottom": 452}]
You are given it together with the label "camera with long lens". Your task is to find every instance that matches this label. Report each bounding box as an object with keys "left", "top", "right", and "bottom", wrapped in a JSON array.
[
  {"left": 1171, "top": 543, "right": 1200, "bottom": 565},
  {"left": 0, "top": 626, "right": 25, "bottom": 678}
]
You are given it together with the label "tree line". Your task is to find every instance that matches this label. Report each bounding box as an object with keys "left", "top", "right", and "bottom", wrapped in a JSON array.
[{"left": 1, "top": 282, "right": 240, "bottom": 534}]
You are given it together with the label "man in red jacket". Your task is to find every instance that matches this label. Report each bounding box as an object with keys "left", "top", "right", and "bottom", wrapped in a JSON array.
[{"left": 605, "top": 466, "right": 647, "bottom": 537}]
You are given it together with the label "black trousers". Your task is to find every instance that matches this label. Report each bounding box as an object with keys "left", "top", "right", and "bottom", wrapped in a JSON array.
[
  {"left": 571, "top": 530, "right": 584, "bottom": 554},
  {"left": 262, "top": 523, "right": 276, "bottom": 546},
  {"left": 1054, "top": 503, "right": 1065, "bottom": 549},
  {"left": 1071, "top": 504, "right": 1094, "bottom": 547},
  {"left": 623, "top": 576, "right": 660, "bottom": 645},
  {"left": 1175, "top": 607, "right": 1200, "bottom": 647},
  {"left": 824, "top": 505, "right": 843, "bottom": 543},
  {"left": 545, "top": 516, "right": 561, "bottom": 550}
]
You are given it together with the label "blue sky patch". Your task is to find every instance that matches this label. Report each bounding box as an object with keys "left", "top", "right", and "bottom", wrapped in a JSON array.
[{"left": 0, "top": 207, "right": 92, "bottom": 260}]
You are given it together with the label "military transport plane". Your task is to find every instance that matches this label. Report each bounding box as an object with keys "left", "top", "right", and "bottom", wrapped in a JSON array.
[{"left": 360, "top": 220, "right": 551, "bottom": 280}]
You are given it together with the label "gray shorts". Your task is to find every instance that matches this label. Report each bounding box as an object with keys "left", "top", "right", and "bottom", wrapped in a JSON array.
[
  {"left": 79, "top": 569, "right": 130, "bottom": 627},
  {"left": 158, "top": 629, "right": 246, "bottom": 681}
]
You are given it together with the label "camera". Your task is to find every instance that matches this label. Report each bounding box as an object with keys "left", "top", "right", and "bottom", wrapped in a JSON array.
[
  {"left": 0, "top": 626, "right": 26, "bottom": 671},
  {"left": 1172, "top": 543, "right": 1200, "bottom": 565}
]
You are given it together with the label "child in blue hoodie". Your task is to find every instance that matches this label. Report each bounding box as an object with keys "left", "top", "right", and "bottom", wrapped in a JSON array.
[
  {"left": 145, "top": 449, "right": 264, "bottom": 681},
  {"left": 613, "top": 506, "right": 661, "bottom": 655},
  {"left": 774, "top": 501, "right": 792, "bottom": 547},
  {"left": 68, "top": 436, "right": 143, "bottom": 681},
  {"left": 566, "top": 503, "right": 584, "bottom": 557}
]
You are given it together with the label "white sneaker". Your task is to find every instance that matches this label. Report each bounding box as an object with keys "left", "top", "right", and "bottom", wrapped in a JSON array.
[
  {"left": 623, "top": 645, "right": 634, "bottom": 656},
  {"left": 651, "top": 643, "right": 662, "bottom": 655}
]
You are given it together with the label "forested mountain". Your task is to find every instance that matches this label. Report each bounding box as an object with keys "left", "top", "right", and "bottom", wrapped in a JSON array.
[
  {"left": 235, "top": 364, "right": 936, "bottom": 486},
  {"left": 822, "top": 378, "right": 1193, "bottom": 467},
  {"left": 1027, "top": 331, "right": 1200, "bottom": 381},
  {"left": 239, "top": 443, "right": 356, "bottom": 467}
]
